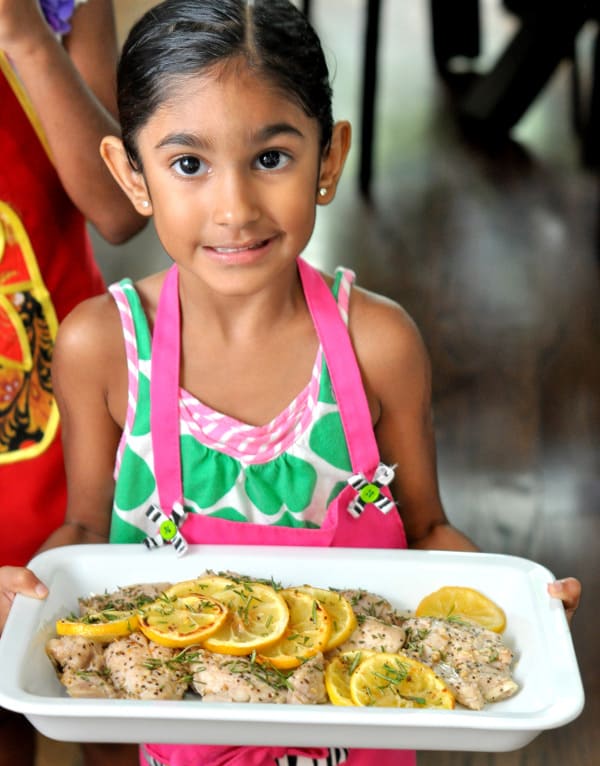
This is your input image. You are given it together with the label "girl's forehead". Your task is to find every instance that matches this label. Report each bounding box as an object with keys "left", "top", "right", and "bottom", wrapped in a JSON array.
[
  {"left": 156, "top": 62, "right": 303, "bottom": 119},
  {"left": 145, "top": 64, "right": 318, "bottom": 139}
]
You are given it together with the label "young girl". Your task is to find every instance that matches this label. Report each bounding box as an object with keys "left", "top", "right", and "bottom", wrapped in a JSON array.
[{"left": 0, "top": 1, "right": 581, "bottom": 765}]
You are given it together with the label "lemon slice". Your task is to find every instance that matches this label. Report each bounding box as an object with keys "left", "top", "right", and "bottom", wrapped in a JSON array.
[
  {"left": 164, "top": 578, "right": 213, "bottom": 599},
  {"left": 171, "top": 574, "right": 289, "bottom": 656},
  {"left": 349, "top": 652, "right": 455, "bottom": 708},
  {"left": 325, "top": 650, "right": 375, "bottom": 706},
  {"left": 415, "top": 586, "right": 506, "bottom": 633},
  {"left": 138, "top": 593, "right": 228, "bottom": 648},
  {"left": 294, "top": 585, "right": 357, "bottom": 650},
  {"left": 258, "top": 588, "right": 332, "bottom": 669},
  {"left": 56, "top": 610, "right": 139, "bottom": 642}
]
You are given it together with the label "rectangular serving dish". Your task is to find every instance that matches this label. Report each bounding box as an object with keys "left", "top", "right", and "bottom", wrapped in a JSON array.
[{"left": 0, "top": 545, "right": 584, "bottom": 751}]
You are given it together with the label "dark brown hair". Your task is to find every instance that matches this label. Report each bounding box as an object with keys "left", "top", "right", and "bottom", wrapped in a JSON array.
[{"left": 117, "top": 0, "right": 334, "bottom": 168}]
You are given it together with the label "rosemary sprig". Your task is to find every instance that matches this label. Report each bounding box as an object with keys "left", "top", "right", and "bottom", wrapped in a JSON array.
[
  {"left": 142, "top": 647, "right": 204, "bottom": 672},
  {"left": 219, "top": 655, "right": 292, "bottom": 691}
]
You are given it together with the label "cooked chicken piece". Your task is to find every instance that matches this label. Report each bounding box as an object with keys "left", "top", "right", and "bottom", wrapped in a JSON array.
[
  {"left": 46, "top": 635, "right": 105, "bottom": 674},
  {"left": 104, "top": 632, "right": 189, "bottom": 700},
  {"left": 46, "top": 635, "right": 120, "bottom": 698},
  {"left": 474, "top": 665, "right": 521, "bottom": 702},
  {"left": 403, "top": 617, "right": 514, "bottom": 669},
  {"left": 336, "top": 616, "right": 406, "bottom": 654},
  {"left": 402, "top": 617, "right": 519, "bottom": 710},
  {"left": 190, "top": 650, "right": 288, "bottom": 703},
  {"left": 46, "top": 632, "right": 188, "bottom": 701},
  {"left": 79, "top": 582, "right": 172, "bottom": 614},
  {"left": 59, "top": 668, "right": 121, "bottom": 698},
  {"left": 286, "top": 654, "right": 327, "bottom": 705},
  {"left": 339, "top": 589, "right": 406, "bottom": 625}
]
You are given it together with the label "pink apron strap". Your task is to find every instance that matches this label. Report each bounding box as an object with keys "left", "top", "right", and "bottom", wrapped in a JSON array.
[
  {"left": 297, "top": 258, "right": 379, "bottom": 473},
  {"left": 150, "top": 265, "right": 182, "bottom": 513}
]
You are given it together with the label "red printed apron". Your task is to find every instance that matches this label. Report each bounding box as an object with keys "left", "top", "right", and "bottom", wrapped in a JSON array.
[
  {"left": 0, "top": 53, "right": 105, "bottom": 566},
  {"left": 143, "top": 259, "right": 415, "bottom": 766}
]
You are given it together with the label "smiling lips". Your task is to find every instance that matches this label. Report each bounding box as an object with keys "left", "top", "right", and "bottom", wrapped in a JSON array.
[
  {"left": 205, "top": 237, "right": 274, "bottom": 265},
  {"left": 211, "top": 238, "right": 270, "bottom": 254}
]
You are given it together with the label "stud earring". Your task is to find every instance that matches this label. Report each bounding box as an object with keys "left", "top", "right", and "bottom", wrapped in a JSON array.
[
  {"left": 318, "top": 187, "right": 328, "bottom": 198},
  {"left": 141, "top": 200, "right": 150, "bottom": 208}
]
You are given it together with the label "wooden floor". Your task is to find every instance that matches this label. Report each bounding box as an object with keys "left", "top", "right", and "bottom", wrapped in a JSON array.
[{"left": 39, "top": 1, "right": 599, "bottom": 764}]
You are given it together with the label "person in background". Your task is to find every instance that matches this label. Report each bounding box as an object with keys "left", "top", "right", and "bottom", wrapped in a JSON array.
[
  {"left": 0, "top": 2, "right": 581, "bottom": 766},
  {"left": 0, "top": 1, "right": 144, "bottom": 764}
]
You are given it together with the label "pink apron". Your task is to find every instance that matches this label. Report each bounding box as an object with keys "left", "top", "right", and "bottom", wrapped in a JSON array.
[{"left": 142, "top": 258, "right": 415, "bottom": 766}]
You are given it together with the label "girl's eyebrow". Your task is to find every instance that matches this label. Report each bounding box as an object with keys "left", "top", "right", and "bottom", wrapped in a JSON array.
[
  {"left": 254, "top": 123, "right": 305, "bottom": 142},
  {"left": 155, "top": 132, "right": 206, "bottom": 150},
  {"left": 155, "top": 123, "right": 305, "bottom": 151}
]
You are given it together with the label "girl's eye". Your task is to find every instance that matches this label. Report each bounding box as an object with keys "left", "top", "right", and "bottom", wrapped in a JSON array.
[
  {"left": 255, "top": 150, "right": 290, "bottom": 171},
  {"left": 172, "top": 156, "right": 206, "bottom": 176}
]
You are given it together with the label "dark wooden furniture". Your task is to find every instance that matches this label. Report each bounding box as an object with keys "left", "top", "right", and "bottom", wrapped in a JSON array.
[
  {"left": 304, "top": 1, "right": 600, "bottom": 195},
  {"left": 301, "top": 0, "right": 382, "bottom": 197}
]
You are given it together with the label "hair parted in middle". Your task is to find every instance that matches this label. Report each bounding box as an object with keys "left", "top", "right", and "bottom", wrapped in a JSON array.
[{"left": 117, "top": 0, "right": 334, "bottom": 169}]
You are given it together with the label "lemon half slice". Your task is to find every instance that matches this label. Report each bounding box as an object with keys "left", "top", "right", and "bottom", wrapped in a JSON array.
[
  {"left": 349, "top": 652, "right": 455, "bottom": 708},
  {"left": 294, "top": 585, "right": 357, "bottom": 651},
  {"left": 258, "top": 588, "right": 332, "bottom": 669},
  {"left": 415, "top": 586, "right": 506, "bottom": 633},
  {"left": 56, "top": 610, "right": 139, "bottom": 642},
  {"left": 138, "top": 593, "right": 228, "bottom": 648},
  {"left": 325, "top": 650, "right": 376, "bottom": 706}
]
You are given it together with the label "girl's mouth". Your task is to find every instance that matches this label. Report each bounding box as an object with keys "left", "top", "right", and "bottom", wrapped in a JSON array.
[
  {"left": 205, "top": 238, "right": 274, "bottom": 265},
  {"left": 211, "top": 239, "right": 270, "bottom": 255}
]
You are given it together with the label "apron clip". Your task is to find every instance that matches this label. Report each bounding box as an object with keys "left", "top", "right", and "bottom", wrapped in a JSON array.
[
  {"left": 143, "top": 501, "right": 189, "bottom": 556},
  {"left": 347, "top": 463, "right": 397, "bottom": 518}
]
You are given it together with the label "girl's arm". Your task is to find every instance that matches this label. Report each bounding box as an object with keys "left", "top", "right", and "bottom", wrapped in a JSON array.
[
  {"left": 50, "top": 293, "right": 126, "bottom": 545},
  {"left": 349, "top": 288, "right": 476, "bottom": 552},
  {"left": 350, "top": 289, "right": 581, "bottom": 620},
  {"left": 0, "top": 0, "right": 145, "bottom": 243},
  {"left": 0, "top": 294, "right": 125, "bottom": 633}
]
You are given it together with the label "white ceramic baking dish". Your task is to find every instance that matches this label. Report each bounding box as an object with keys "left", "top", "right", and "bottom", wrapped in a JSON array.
[{"left": 0, "top": 544, "right": 584, "bottom": 751}]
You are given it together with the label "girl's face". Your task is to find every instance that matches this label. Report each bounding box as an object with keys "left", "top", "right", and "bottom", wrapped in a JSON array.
[{"left": 129, "top": 63, "right": 342, "bottom": 295}]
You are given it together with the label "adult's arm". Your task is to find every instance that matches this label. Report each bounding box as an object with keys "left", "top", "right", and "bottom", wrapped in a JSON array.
[{"left": 0, "top": 0, "right": 145, "bottom": 243}]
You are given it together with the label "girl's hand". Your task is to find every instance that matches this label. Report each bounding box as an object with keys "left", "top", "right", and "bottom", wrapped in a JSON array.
[
  {"left": 0, "top": 566, "right": 48, "bottom": 635},
  {"left": 547, "top": 577, "right": 581, "bottom": 625}
]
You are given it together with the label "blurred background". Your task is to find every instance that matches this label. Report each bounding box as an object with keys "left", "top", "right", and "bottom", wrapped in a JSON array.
[{"left": 39, "top": 1, "right": 599, "bottom": 764}]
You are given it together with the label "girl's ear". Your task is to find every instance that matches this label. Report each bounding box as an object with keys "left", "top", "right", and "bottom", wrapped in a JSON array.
[
  {"left": 100, "top": 136, "right": 153, "bottom": 216},
  {"left": 317, "top": 120, "right": 352, "bottom": 205}
]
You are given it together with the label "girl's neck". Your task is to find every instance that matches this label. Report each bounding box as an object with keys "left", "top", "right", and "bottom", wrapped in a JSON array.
[
  {"left": 176, "top": 261, "right": 306, "bottom": 343},
  {"left": 172, "top": 260, "right": 319, "bottom": 425}
]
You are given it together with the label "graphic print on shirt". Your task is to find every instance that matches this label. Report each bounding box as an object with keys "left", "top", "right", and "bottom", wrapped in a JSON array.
[
  {"left": 0, "top": 201, "right": 58, "bottom": 463},
  {"left": 0, "top": 53, "right": 60, "bottom": 464}
]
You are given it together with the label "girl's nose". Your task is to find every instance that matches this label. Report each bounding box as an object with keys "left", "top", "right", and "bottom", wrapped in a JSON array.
[{"left": 211, "top": 171, "right": 260, "bottom": 228}]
